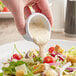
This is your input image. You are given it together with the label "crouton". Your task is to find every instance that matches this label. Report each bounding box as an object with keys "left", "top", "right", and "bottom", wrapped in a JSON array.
[
  {"left": 55, "top": 45, "right": 64, "bottom": 53},
  {"left": 32, "top": 64, "right": 45, "bottom": 74},
  {"left": 67, "top": 55, "right": 76, "bottom": 64},
  {"left": 16, "top": 70, "right": 24, "bottom": 76}
]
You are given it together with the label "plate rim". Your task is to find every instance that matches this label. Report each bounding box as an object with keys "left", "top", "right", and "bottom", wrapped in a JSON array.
[{"left": 0, "top": 39, "right": 76, "bottom": 47}]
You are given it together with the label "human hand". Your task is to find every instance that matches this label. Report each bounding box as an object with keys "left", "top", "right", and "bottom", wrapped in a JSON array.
[{"left": 2, "top": 0, "right": 52, "bottom": 35}]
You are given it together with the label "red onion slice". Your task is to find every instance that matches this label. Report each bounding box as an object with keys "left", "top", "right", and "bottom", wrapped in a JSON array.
[
  {"left": 58, "top": 62, "right": 71, "bottom": 76},
  {"left": 66, "top": 67, "right": 76, "bottom": 72},
  {"left": 57, "top": 52, "right": 66, "bottom": 58},
  {"left": 49, "top": 62, "right": 61, "bottom": 66},
  {"left": 25, "top": 51, "right": 30, "bottom": 58}
]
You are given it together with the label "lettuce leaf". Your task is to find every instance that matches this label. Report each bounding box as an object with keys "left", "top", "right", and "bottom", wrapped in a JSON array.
[{"left": 0, "top": 73, "right": 3, "bottom": 76}]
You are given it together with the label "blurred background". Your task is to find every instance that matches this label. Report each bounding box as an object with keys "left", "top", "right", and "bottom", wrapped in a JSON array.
[{"left": 0, "top": 0, "right": 76, "bottom": 45}]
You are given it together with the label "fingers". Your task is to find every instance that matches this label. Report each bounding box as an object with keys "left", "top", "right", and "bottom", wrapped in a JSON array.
[
  {"left": 24, "top": 6, "right": 32, "bottom": 19},
  {"left": 37, "top": 0, "right": 53, "bottom": 26},
  {"left": 2, "top": 0, "right": 32, "bottom": 35},
  {"left": 32, "top": 3, "right": 41, "bottom": 13},
  {"left": 14, "top": 6, "right": 32, "bottom": 35},
  {"left": 12, "top": 6, "right": 26, "bottom": 35},
  {"left": 2, "top": 0, "right": 26, "bottom": 35}
]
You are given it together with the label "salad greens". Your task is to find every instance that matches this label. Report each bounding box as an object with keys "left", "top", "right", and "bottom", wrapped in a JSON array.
[
  {"left": 33, "top": 56, "right": 43, "bottom": 63},
  {"left": 50, "top": 65, "right": 56, "bottom": 69},
  {"left": 0, "top": 73, "right": 3, "bottom": 76},
  {"left": 63, "top": 46, "right": 76, "bottom": 56},
  {"left": 2, "top": 61, "right": 28, "bottom": 75},
  {"left": 1, "top": 45, "right": 76, "bottom": 76},
  {"left": 14, "top": 44, "right": 24, "bottom": 57},
  {"left": 0, "top": 1, "right": 5, "bottom": 8}
]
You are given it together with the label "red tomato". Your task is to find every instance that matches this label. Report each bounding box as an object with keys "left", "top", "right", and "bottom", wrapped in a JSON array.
[
  {"left": 2, "top": 7, "right": 10, "bottom": 12},
  {"left": 48, "top": 47, "right": 54, "bottom": 53},
  {"left": 12, "top": 54, "right": 22, "bottom": 60},
  {"left": 43, "top": 56, "right": 55, "bottom": 63}
]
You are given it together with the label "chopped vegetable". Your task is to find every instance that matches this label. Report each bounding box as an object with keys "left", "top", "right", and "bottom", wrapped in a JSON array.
[
  {"left": 50, "top": 65, "right": 56, "bottom": 69},
  {"left": 63, "top": 46, "right": 76, "bottom": 56},
  {"left": 21, "top": 58, "right": 34, "bottom": 63},
  {"left": 66, "top": 67, "right": 76, "bottom": 72},
  {"left": 48, "top": 47, "right": 54, "bottom": 53},
  {"left": 0, "top": 1, "right": 5, "bottom": 8},
  {"left": 0, "top": 73, "right": 3, "bottom": 76},
  {"left": 49, "top": 62, "right": 61, "bottom": 66},
  {"left": 14, "top": 44, "right": 23, "bottom": 57},
  {"left": 58, "top": 62, "right": 71, "bottom": 76},
  {"left": 57, "top": 55, "right": 64, "bottom": 61},
  {"left": 0, "top": 1, "right": 10, "bottom": 12},
  {"left": 33, "top": 56, "right": 43, "bottom": 63},
  {"left": 43, "top": 56, "right": 55, "bottom": 63},
  {"left": 12, "top": 54, "right": 22, "bottom": 60},
  {"left": 2, "top": 7, "right": 9, "bottom": 12},
  {"left": 2, "top": 61, "right": 28, "bottom": 76}
]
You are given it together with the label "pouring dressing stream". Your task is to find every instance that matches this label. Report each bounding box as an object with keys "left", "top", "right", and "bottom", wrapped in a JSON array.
[{"left": 29, "top": 22, "right": 50, "bottom": 57}]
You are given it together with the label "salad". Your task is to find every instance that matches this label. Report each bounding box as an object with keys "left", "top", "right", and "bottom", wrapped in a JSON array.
[
  {"left": 0, "top": 44, "right": 76, "bottom": 76},
  {"left": 0, "top": 1, "right": 9, "bottom": 12}
]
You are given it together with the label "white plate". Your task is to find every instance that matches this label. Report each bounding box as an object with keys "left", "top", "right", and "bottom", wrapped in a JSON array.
[
  {"left": 0, "top": 39, "right": 76, "bottom": 69},
  {"left": 0, "top": 12, "right": 13, "bottom": 18}
]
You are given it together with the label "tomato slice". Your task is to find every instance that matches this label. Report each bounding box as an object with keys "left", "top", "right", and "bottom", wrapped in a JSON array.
[
  {"left": 48, "top": 47, "right": 54, "bottom": 54},
  {"left": 2, "top": 7, "right": 10, "bottom": 12},
  {"left": 43, "top": 56, "right": 55, "bottom": 63},
  {"left": 12, "top": 54, "right": 22, "bottom": 60}
]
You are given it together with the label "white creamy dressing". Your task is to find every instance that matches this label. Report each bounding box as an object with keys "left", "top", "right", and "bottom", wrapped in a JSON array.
[{"left": 29, "top": 21, "right": 50, "bottom": 57}]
